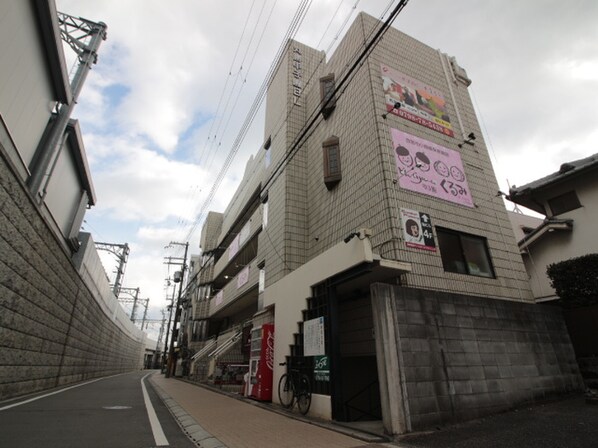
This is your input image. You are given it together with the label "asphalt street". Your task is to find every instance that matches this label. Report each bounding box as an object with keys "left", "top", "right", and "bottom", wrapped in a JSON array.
[{"left": 0, "top": 370, "right": 196, "bottom": 448}]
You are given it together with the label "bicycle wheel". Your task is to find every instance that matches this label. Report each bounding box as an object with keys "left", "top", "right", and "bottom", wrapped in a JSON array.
[
  {"left": 278, "top": 374, "right": 294, "bottom": 408},
  {"left": 296, "top": 375, "right": 311, "bottom": 415}
]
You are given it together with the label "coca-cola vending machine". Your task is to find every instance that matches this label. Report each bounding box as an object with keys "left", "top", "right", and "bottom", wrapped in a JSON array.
[{"left": 247, "top": 323, "right": 274, "bottom": 401}]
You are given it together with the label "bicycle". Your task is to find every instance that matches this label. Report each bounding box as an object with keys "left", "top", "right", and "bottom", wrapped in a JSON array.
[{"left": 278, "top": 362, "right": 312, "bottom": 415}]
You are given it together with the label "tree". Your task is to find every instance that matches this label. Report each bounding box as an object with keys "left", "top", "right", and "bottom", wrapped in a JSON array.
[{"left": 546, "top": 254, "right": 598, "bottom": 307}]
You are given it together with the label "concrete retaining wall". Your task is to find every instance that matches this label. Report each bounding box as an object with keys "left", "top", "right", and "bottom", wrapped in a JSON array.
[
  {"left": 371, "top": 284, "right": 584, "bottom": 432},
  {"left": 0, "top": 151, "right": 144, "bottom": 400}
]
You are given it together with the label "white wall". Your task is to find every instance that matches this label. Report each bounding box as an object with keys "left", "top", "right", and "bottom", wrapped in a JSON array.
[{"left": 0, "top": 0, "right": 59, "bottom": 169}]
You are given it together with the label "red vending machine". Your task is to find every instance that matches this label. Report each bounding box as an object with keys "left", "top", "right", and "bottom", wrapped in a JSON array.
[{"left": 247, "top": 323, "right": 274, "bottom": 401}]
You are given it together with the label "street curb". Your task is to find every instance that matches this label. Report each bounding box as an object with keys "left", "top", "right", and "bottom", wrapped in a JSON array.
[{"left": 149, "top": 374, "right": 228, "bottom": 448}]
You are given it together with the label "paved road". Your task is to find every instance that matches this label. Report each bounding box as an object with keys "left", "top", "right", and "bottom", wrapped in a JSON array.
[
  {"left": 395, "top": 395, "right": 598, "bottom": 448},
  {"left": 0, "top": 370, "right": 195, "bottom": 448}
]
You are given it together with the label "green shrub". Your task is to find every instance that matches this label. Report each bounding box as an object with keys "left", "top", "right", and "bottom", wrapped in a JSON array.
[{"left": 546, "top": 254, "right": 598, "bottom": 307}]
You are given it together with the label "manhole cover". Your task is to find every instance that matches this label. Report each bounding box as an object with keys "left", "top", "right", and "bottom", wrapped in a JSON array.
[{"left": 102, "top": 406, "right": 132, "bottom": 410}]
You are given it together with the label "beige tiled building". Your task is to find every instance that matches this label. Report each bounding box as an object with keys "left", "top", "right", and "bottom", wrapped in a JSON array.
[{"left": 187, "top": 12, "right": 581, "bottom": 435}]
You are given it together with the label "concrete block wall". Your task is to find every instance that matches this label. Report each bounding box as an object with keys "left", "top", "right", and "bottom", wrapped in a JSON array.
[
  {"left": 373, "top": 284, "right": 583, "bottom": 430},
  {"left": 0, "top": 151, "right": 144, "bottom": 400}
]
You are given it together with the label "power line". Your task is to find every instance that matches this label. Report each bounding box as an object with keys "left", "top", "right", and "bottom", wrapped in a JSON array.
[{"left": 180, "top": 0, "right": 315, "bottom": 245}]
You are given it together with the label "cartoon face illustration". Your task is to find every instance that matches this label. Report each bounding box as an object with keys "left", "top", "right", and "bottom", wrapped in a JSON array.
[
  {"left": 450, "top": 166, "right": 465, "bottom": 182},
  {"left": 405, "top": 219, "right": 420, "bottom": 238},
  {"left": 433, "top": 160, "right": 449, "bottom": 177},
  {"left": 415, "top": 152, "right": 430, "bottom": 171},
  {"left": 395, "top": 145, "right": 413, "bottom": 167}
]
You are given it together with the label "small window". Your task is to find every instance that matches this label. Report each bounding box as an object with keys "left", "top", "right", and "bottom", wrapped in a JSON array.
[
  {"left": 263, "top": 135, "right": 271, "bottom": 150},
  {"left": 323, "top": 136, "right": 341, "bottom": 190},
  {"left": 320, "top": 74, "right": 336, "bottom": 119},
  {"left": 548, "top": 190, "right": 581, "bottom": 216},
  {"left": 437, "top": 227, "right": 495, "bottom": 278},
  {"left": 262, "top": 199, "right": 269, "bottom": 228}
]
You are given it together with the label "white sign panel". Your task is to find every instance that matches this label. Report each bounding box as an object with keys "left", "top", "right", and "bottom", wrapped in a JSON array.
[{"left": 303, "top": 317, "right": 325, "bottom": 356}]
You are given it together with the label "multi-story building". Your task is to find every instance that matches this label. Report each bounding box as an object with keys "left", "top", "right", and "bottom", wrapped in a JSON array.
[{"left": 190, "top": 12, "right": 582, "bottom": 435}]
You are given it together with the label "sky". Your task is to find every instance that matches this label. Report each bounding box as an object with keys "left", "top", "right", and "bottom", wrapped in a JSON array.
[{"left": 54, "top": 0, "right": 598, "bottom": 341}]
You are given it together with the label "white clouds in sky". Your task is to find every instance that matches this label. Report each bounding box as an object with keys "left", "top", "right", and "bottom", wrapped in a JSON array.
[{"left": 56, "top": 0, "right": 598, "bottom": 326}]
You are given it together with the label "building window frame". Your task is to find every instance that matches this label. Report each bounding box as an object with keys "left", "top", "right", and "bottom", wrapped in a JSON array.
[
  {"left": 320, "top": 73, "right": 336, "bottom": 119},
  {"left": 437, "top": 227, "right": 495, "bottom": 278},
  {"left": 322, "top": 136, "right": 341, "bottom": 190}
]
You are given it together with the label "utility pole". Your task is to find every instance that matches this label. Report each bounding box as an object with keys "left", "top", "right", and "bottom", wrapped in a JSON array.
[
  {"left": 140, "top": 298, "right": 150, "bottom": 329},
  {"left": 162, "top": 281, "right": 176, "bottom": 372},
  {"left": 96, "top": 242, "right": 130, "bottom": 297},
  {"left": 118, "top": 287, "right": 140, "bottom": 322},
  {"left": 165, "top": 241, "right": 189, "bottom": 378}
]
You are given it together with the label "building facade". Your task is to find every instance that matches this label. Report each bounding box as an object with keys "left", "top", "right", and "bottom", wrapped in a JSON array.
[
  {"left": 508, "top": 154, "right": 598, "bottom": 301},
  {"left": 508, "top": 154, "right": 598, "bottom": 388},
  {"left": 189, "top": 12, "right": 582, "bottom": 434}
]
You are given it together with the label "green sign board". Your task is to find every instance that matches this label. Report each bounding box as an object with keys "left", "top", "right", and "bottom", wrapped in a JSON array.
[{"left": 314, "top": 355, "right": 329, "bottom": 382}]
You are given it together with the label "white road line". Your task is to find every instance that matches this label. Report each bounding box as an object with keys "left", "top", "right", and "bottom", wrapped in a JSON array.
[
  {"left": 141, "top": 373, "right": 169, "bottom": 447},
  {"left": 0, "top": 377, "right": 106, "bottom": 411}
]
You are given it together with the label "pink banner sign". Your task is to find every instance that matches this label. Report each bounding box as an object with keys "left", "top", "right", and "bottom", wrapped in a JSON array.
[
  {"left": 391, "top": 128, "right": 474, "bottom": 207},
  {"left": 214, "top": 290, "right": 224, "bottom": 307},
  {"left": 228, "top": 234, "right": 240, "bottom": 261},
  {"left": 381, "top": 63, "right": 454, "bottom": 137},
  {"left": 237, "top": 266, "right": 250, "bottom": 289}
]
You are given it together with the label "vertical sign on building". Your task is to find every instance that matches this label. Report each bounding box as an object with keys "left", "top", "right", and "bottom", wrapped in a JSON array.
[
  {"left": 292, "top": 47, "right": 303, "bottom": 105},
  {"left": 303, "top": 317, "right": 325, "bottom": 356},
  {"left": 400, "top": 208, "right": 436, "bottom": 251}
]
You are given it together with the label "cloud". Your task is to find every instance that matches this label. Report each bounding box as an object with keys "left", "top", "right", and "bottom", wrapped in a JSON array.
[{"left": 57, "top": 0, "right": 598, "bottom": 324}]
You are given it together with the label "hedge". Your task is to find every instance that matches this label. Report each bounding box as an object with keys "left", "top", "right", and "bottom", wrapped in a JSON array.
[{"left": 546, "top": 254, "right": 598, "bottom": 307}]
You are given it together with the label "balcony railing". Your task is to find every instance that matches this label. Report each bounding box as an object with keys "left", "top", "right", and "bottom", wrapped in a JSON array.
[
  {"left": 209, "top": 258, "right": 260, "bottom": 317},
  {"left": 213, "top": 206, "right": 263, "bottom": 281}
]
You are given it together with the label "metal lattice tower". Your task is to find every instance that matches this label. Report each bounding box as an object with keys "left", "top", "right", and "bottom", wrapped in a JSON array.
[
  {"left": 28, "top": 12, "right": 107, "bottom": 200},
  {"left": 95, "top": 242, "right": 130, "bottom": 296}
]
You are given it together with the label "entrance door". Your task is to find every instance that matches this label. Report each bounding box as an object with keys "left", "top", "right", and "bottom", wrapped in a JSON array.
[{"left": 336, "top": 293, "right": 382, "bottom": 421}]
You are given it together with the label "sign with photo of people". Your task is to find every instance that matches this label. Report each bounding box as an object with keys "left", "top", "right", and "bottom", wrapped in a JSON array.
[
  {"left": 391, "top": 128, "right": 474, "bottom": 208},
  {"left": 381, "top": 63, "right": 454, "bottom": 137},
  {"left": 400, "top": 208, "right": 436, "bottom": 251}
]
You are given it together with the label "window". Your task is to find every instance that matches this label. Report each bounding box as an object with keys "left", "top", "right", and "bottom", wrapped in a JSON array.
[
  {"left": 263, "top": 136, "right": 271, "bottom": 168},
  {"left": 320, "top": 73, "right": 336, "bottom": 119},
  {"left": 262, "top": 194, "right": 268, "bottom": 228},
  {"left": 548, "top": 190, "right": 581, "bottom": 216},
  {"left": 322, "top": 136, "right": 341, "bottom": 190},
  {"left": 437, "top": 227, "right": 495, "bottom": 278}
]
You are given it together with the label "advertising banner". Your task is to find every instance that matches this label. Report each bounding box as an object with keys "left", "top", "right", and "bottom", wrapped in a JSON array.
[
  {"left": 381, "top": 63, "right": 454, "bottom": 137},
  {"left": 214, "top": 290, "right": 224, "bottom": 307},
  {"left": 400, "top": 208, "right": 436, "bottom": 251},
  {"left": 391, "top": 128, "right": 474, "bottom": 207},
  {"left": 228, "top": 234, "right": 240, "bottom": 261},
  {"left": 237, "top": 266, "right": 249, "bottom": 288}
]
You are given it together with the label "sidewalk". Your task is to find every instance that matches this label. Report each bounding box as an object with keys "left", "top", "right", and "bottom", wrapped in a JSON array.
[
  {"left": 150, "top": 373, "right": 391, "bottom": 448},
  {"left": 150, "top": 373, "right": 598, "bottom": 448}
]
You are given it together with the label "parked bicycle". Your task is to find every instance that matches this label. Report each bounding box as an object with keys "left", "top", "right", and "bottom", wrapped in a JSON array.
[{"left": 278, "top": 362, "right": 311, "bottom": 415}]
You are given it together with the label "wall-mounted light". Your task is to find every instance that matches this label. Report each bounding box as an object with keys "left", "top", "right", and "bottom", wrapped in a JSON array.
[
  {"left": 458, "top": 132, "right": 476, "bottom": 148},
  {"left": 382, "top": 102, "right": 401, "bottom": 119},
  {"left": 344, "top": 231, "right": 360, "bottom": 243}
]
